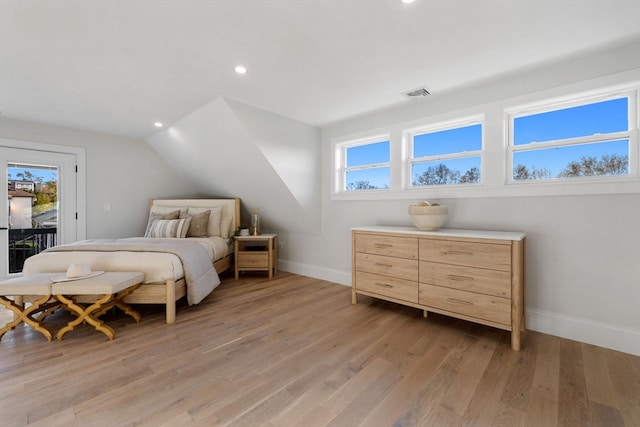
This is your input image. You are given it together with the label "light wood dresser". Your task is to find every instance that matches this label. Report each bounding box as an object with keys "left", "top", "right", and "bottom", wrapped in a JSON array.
[{"left": 352, "top": 226, "right": 526, "bottom": 350}]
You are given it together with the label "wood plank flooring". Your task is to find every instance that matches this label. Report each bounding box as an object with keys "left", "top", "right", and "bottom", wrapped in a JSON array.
[{"left": 1, "top": 271, "right": 639, "bottom": 426}]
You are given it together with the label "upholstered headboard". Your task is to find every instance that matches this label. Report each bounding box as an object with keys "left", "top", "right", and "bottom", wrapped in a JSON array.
[{"left": 149, "top": 198, "right": 241, "bottom": 239}]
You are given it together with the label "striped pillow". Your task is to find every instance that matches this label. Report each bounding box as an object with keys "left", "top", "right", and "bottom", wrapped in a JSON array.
[
  {"left": 144, "top": 210, "right": 180, "bottom": 237},
  {"left": 145, "top": 218, "right": 191, "bottom": 238}
]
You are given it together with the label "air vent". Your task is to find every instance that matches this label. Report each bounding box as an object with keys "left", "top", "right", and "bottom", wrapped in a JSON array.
[{"left": 405, "top": 87, "right": 430, "bottom": 98}]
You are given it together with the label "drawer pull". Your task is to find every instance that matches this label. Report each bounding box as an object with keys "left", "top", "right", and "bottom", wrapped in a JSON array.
[
  {"left": 374, "top": 243, "right": 393, "bottom": 248},
  {"left": 447, "top": 298, "right": 473, "bottom": 306},
  {"left": 448, "top": 275, "right": 473, "bottom": 282},
  {"left": 375, "top": 263, "right": 393, "bottom": 268},
  {"left": 374, "top": 282, "right": 393, "bottom": 288},
  {"left": 445, "top": 250, "right": 473, "bottom": 256}
]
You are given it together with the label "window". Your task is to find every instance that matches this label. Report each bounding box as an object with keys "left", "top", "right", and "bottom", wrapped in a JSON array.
[
  {"left": 508, "top": 91, "right": 637, "bottom": 182},
  {"left": 331, "top": 80, "right": 639, "bottom": 201},
  {"left": 336, "top": 136, "right": 390, "bottom": 192},
  {"left": 407, "top": 118, "right": 483, "bottom": 187}
]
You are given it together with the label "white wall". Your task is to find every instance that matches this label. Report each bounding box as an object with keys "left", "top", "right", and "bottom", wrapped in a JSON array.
[
  {"left": 0, "top": 117, "right": 192, "bottom": 238},
  {"left": 281, "top": 40, "right": 640, "bottom": 355}
]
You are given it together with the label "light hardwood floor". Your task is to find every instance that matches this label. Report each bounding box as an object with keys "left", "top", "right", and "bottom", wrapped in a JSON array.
[{"left": 1, "top": 272, "right": 638, "bottom": 426}]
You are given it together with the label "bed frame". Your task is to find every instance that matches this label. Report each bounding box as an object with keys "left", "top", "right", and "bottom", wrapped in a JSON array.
[{"left": 121, "top": 198, "right": 241, "bottom": 323}]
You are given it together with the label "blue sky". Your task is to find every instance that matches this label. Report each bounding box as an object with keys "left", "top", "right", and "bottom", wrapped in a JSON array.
[
  {"left": 8, "top": 166, "right": 58, "bottom": 184},
  {"left": 513, "top": 98, "right": 628, "bottom": 177},
  {"left": 513, "top": 98, "right": 627, "bottom": 145},
  {"left": 346, "top": 97, "right": 629, "bottom": 188}
]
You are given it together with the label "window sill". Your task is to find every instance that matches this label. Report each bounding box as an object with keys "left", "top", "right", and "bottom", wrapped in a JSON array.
[{"left": 331, "top": 176, "right": 640, "bottom": 201}]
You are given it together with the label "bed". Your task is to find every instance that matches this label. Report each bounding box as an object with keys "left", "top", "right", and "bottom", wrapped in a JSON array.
[{"left": 22, "top": 198, "right": 241, "bottom": 323}]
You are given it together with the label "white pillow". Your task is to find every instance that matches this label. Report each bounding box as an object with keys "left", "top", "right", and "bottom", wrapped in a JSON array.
[
  {"left": 220, "top": 215, "right": 233, "bottom": 239},
  {"left": 146, "top": 218, "right": 191, "bottom": 238},
  {"left": 188, "top": 206, "right": 222, "bottom": 236}
]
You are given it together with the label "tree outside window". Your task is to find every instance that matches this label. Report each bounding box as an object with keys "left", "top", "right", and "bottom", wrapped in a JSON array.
[
  {"left": 509, "top": 96, "right": 632, "bottom": 182},
  {"left": 408, "top": 121, "right": 483, "bottom": 187}
]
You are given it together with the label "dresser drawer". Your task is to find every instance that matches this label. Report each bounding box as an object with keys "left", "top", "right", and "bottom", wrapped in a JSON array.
[
  {"left": 419, "top": 283, "right": 511, "bottom": 326},
  {"left": 419, "top": 239, "right": 511, "bottom": 271},
  {"left": 355, "top": 233, "right": 418, "bottom": 260},
  {"left": 419, "top": 261, "right": 511, "bottom": 298},
  {"left": 356, "top": 271, "right": 418, "bottom": 303},
  {"left": 355, "top": 253, "right": 418, "bottom": 282}
]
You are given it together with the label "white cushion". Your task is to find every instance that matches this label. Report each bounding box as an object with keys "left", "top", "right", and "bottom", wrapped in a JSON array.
[{"left": 220, "top": 215, "right": 233, "bottom": 239}]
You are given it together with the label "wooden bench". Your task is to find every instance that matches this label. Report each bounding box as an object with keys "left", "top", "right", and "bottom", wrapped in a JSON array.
[
  {"left": 52, "top": 272, "right": 145, "bottom": 341},
  {"left": 0, "top": 274, "right": 62, "bottom": 341}
]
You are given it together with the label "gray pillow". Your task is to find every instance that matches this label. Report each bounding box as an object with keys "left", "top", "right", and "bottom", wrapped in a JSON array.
[
  {"left": 184, "top": 210, "right": 211, "bottom": 237},
  {"left": 144, "top": 210, "right": 180, "bottom": 237}
]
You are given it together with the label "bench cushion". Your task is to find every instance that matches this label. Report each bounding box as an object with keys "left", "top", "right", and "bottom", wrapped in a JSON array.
[
  {"left": 52, "top": 272, "right": 145, "bottom": 295},
  {"left": 0, "top": 274, "right": 53, "bottom": 295}
]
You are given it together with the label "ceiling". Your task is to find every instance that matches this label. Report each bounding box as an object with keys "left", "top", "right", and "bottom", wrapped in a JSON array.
[{"left": 1, "top": 0, "right": 639, "bottom": 140}]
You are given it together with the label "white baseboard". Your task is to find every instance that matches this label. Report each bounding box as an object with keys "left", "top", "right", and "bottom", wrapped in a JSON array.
[
  {"left": 526, "top": 308, "right": 640, "bottom": 356},
  {"left": 278, "top": 260, "right": 351, "bottom": 286},
  {"left": 278, "top": 261, "right": 640, "bottom": 357}
]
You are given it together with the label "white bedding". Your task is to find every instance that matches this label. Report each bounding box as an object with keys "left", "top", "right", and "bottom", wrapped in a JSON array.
[
  {"left": 24, "top": 236, "right": 230, "bottom": 282},
  {"left": 187, "top": 236, "right": 232, "bottom": 262},
  {"left": 22, "top": 237, "right": 232, "bottom": 304}
]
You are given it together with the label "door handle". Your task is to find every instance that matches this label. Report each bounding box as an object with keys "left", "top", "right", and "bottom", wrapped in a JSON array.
[{"left": 0, "top": 227, "right": 8, "bottom": 230}]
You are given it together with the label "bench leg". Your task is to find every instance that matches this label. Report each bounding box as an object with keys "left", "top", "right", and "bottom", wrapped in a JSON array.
[
  {"left": 93, "top": 284, "right": 142, "bottom": 323},
  {"left": 112, "top": 284, "right": 142, "bottom": 323},
  {"left": 38, "top": 302, "right": 63, "bottom": 323},
  {"left": 0, "top": 295, "right": 57, "bottom": 341},
  {"left": 56, "top": 294, "right": 116, "bottom": 341},
  {"left": 13, "top": 295, "right": 23, "bottom": 322}
]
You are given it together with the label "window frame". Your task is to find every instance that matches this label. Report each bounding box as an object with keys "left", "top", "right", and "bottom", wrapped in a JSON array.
[
  {"left": 330, "top": 78, "right": 640, "bottom": 202},
  {"left": 506, "top": 85, "right": 639, "bottom": 184},
  {"left": 404, "top": 115, "right": 484, "bottom": 189},
  {"left": 334, "top": 134, "right": 391, "bottom": 193}
]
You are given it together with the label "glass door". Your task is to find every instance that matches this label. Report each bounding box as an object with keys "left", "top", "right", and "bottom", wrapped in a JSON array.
[{"left": 1, "top": 147, "right": 78, "bottom": 278}]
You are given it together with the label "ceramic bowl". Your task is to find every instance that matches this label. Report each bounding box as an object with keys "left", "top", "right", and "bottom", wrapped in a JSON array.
[{"left": 408, "top": 204, "right": 449, "bottom": 231}]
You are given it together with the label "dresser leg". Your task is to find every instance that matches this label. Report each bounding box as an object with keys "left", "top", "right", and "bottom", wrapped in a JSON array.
[
  {"left": 423, "top": 310, "right": 428, "bottom": 318},
  {"left": 351, "top": 289, "right": 357, "bottom": 304},
  {"left": 511, "top": 329, "right": 522, "bottom": 351}
]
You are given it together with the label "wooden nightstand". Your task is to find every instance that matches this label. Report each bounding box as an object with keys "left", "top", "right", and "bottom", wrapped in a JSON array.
[{"left": 234, "top": 234, "right": 278, "bottom": 279}]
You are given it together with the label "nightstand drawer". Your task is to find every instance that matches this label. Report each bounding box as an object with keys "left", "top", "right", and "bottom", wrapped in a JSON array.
[
  {"left": 419, "top": 239, "right": 511, "bottom": 271},
  {"left": 355, "top": 234, "right": 418, "bottom": 259},
  {"left": 356, "top": 271, "right": 418, "bottom": 303},
  {"left": 419, "top": 261, "right": 511, "bottom": 298},
  {"left": 237, "top": 252, "right": 268, "bottom": 268},
  {"left": 419, "top": 283, "right": 511, "bottom": 325},
  {"left": 355, "top": 253, "right": 418, "bottom": 282}
]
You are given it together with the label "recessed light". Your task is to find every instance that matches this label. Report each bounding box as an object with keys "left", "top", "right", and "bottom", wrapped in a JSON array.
[
  {"left": 235, "top": 65, "right": 248, "bottom": 74},
  {"left": 401, "top": 0, "right": 415, "bottom": 3},
  {"left": 154, "top": 122, "right": 163, "bottom": 128}
]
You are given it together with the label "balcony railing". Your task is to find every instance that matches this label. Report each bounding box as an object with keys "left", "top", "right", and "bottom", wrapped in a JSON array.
[{"left": 8, "top": 227, "right": 57, "bottom": 274}]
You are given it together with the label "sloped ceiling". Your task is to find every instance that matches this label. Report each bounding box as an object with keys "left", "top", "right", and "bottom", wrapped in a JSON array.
[{"left": 148, "top": 97, "right": 320, "bottom": 233}]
